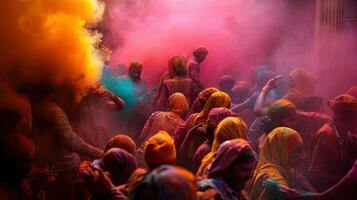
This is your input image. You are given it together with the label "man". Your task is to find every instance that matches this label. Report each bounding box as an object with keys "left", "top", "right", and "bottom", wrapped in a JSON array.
[
  {"left": 309, "top": 94, "right": 357, "bottom": 191},
  {"left": 186, "top": 46, "right": 208, "bottom": 89}
]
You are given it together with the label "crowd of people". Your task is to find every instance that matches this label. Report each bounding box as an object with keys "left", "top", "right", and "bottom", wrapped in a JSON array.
[{"left": 0, "top": 46, "right": 357, "bottom": 200}]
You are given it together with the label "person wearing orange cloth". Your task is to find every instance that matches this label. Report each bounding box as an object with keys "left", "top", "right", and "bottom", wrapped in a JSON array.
[
  {"left": 144, "top": 131, "right": 177, "bottom": 170},
  {"left": 187, "top": 46, "right": 209, "bottom": 90},
  {"left": 196, "top": 116, "right": 248, "bottom": 176},
  {"left": 129, "top": 165, "right": 197, "bottom": 200},
  {"left": 283, "top": 68, "right": 317, "bottom": 109},
  {"left": 155, "top": 56, "right": 199, "bottom": 110},
  {"left": 181, "top": 107, "right": 236, "bottom": 172},
  {"left": 174, "top": 91, "right": 231, "bottom": 150},
  {"left": 308, "top": 94, "right": 357, "bottom": 191},
  {"left": 187, "top": 87, "right": 219, "bottom": 116},
  {"left": 105, "top": 134, "right": 137, "bottom": 156},
  {"left": 249, "top": 127, "right": 316, "bottom": 200},
  {"left": 136, "top": 93, "right": 188, "bottom": 168},
  {"left": 263, "top": 159, "right": 357, "bottom": 200},
  {"left": 197, "top": 139, "right": 257, "bottom": 200}
]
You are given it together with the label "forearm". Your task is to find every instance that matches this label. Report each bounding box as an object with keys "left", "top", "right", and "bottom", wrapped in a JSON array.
[{"left": 254, "top": 88, "right": 270, "bottom": 116}]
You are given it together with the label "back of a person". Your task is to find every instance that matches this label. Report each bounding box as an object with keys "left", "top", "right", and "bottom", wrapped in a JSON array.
[
  {"left": 139, "top": 111, "right": 184, "bottom": 150},
  {"left": 32, "top": 100, "right": 80, "bottom": 172},
  {"left": 164, "top": 77, "right": 195, "bottom": 105}
]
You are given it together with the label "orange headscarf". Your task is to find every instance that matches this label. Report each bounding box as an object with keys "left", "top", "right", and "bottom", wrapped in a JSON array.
[
  {"left": 249, "top": 127, "right": 304, "bottom": 200},
  {"left": 168, "top": 92, "right": 189, "bottom": 117},
  {"left": 288, "top": 68, "right": 316, "bottom": 96},
  {"left": 196, "top": 117, "right": 247, "bottom": 176},
  {"left": 144, "top": 131, "right": 176, "bottom": 170}
]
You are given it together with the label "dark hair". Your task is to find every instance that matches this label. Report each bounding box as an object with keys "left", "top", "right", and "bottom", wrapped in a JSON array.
[
  {"left": 234, "top": 147, "right": 257, "bottom": 164},
  {"left": 260, "top": 115, "right": 278, "bottom": 134}
]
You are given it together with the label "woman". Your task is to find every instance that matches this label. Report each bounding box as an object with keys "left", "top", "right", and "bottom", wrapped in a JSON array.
[
  {"left": 174, "top": 91, "right": 231, "bottom": 149},
  {"left": 188, "top": 87, "right": 219, "bottom": 116},
  {"left": 191, "top": 108, "right": 236, "bottom": 173},
  {"left": 283, "top": 68, "right": 317, "bottom": 109},
  {"left": 144, "top": 131, "right": 176, "bottom": 170},
  {"left": 249, "top": 127, "right": 316, "bottom": 200},
  {"left": 129, "top": 165, "right": 197, "bottom": 200},
  {"left": 196, "top": 116, "right": 248, "bottom": 176},
  {"left": 198, "top": 139, "right": 257, "bottom": 200},
  {"left": 264, "top": 159, "right": 357, "bottom": 200},
  {"left": 137, "top": 93, "right": 187, "bottom": 167},
  {"left": 155, "top": 56, "right": 199, "bottom": 110}
]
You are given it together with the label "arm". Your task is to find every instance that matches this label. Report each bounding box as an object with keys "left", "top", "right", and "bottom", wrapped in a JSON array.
[
  {"left": 254, "top": 75, "right": 283, "bottom": 116},
  {"left": 231, "top": 93, "right": 258, "bottom": 113},
  {"left": 52, "top": 104, "right": 104, "bottom": 159}
]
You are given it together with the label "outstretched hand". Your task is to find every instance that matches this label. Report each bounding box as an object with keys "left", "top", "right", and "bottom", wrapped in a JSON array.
[{"left": 264, "top": 75, "right": 283, "bottom": 91}]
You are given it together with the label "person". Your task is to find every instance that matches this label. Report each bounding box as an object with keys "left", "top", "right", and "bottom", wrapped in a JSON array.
[
  {"left": 252, "top": 76, "right": 331, "bottom": 164},
  {"left": 250, "top": 99, "right": 297, "bottom": 151},
  {"left": 231, "top": 71, "right": 277, "bottom": 114},
  {"left": 308, "top": 94, "right": 357, "bottom": 191},
  {"left": 186, "top": 46, "right": 209, "bottom": 89},
  {"left": 126, "top": 61, "right": 147, "bottom": 98},
  {"left": 231, "top": 81, "right": 250, "bottom": 104},
  {"left": 136, "top": 93, "right": 187, "bottom": 167},
  {"left": 181, "top": 107, "right": 236, "bottom": 172},
  {"left": 197, "top": 139, "right": 257, "bottom": 200},
  {"left": 263, "top": 159, "right": 357, "bottom": 200},
  {"left": 218, "top": 75, "right": 236, "bottom": 97},
  {"left": 30, "top": 85, "right": 104, "bottom": 200},
  {"left": 187, "top": 87, "right": 219, "bottom": 116},
  {"left": 155, "top": 56, "right": 199, "bottom": 110},
  {"left": 249, "top": 127, "right": 316, "bottom": 200},
  {"left": 144, "top": 131, "right": 177, "bottom": 170},
  {"left": 75, "top": 83, "right": 126, "bottom": 150},
  {"left": 284, "top": 68, "right": 317, "bottom": 109},
  {"left": 129, "top": 165, "right": 197, "bottom": 200},
  {"left": 346, "top": 86, "right": 357, "bottom": 99},
  {"left": 174, "top": 91, "right": 231, "bottom": 149},
  {"left": 105, "top": 134, "right": 137, "bottom": 156},
  {"left": 197, "top": 117, "right": 248, "bottom": 176}
]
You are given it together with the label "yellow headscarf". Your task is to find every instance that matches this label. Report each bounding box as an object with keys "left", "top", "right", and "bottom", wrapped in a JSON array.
[
  {"left": 190, "top": 91, "right": 231, "bottom": 128},
  {"left": 249, "top": 127, "right": 303, "bottom": 200},
  {"left": 168, "top": 92, "right": 189, "bottom": 117},
  {"left": 196, "top": 117, "right": 247, "bottom": 176}
]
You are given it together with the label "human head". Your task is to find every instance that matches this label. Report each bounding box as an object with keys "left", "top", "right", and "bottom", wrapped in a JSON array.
[
  {"left": 288, "top": 68, "right": 316, "bottom": 95},
  {"left": 168, "top": 93, "right": 189, "bottom": 117},
  {"left": 261, "top": 99, "right": 297, "bottom": 133},
  {"left": 231, "top": 81, "right": 250, "bottom": 104},
  {"left": 0, "top": 134, "right": 35, "bottom": 181},
  {"left": 200, "top": 91, "right": 231, "bottom": 117},
  {"left": 211, "top": 117, "right": 247, "bottom": 153},
  {"left": 128, "top": 61, "right": 143, "bottom": 81},
  {"left": 258, "top": 127, "right": 304, "bottom": 169},
  {"left": 101, "top": 148, "right": 137, "bottom": 186},
  {"left": 129, "top": 165, "right": 197, "bottom": 200},
  {"left": 206, "top": 108, "right": 236, "bottom": 144},
  {"left": 328, "top": 94, "right": 357, "bottom": 130},
  {"left": 256, "top": 71, "right": 276, "bottom": 87},
  {"left": 208, "top": 139, "right": 256, "bottom": 191},
  {"left": 168, "top": 55, "right": 187, "bottom": 77},
  {"left": 144, "top": 131, "right": 176, "bottom": 170},
  {"left": 105, "top": 134, "right": 137, "bottom": 156},
  {"left": 218, "top": 75, "right": 236, "bottom": 93},
  {"left": 193, "top": 46, "right": 208, "bottom": 63}
]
